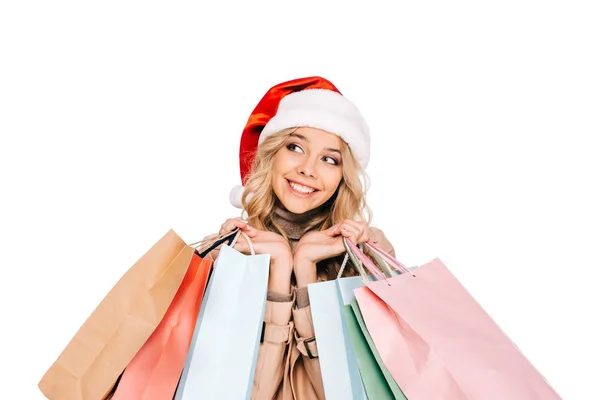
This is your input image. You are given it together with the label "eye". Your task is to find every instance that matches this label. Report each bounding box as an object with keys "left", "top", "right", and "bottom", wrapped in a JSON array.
[
  {"left": 322, "top": 155, "right": 340, "bottom": 165},
  {"left": 286, "top": 143, "right": 304, "bottom": 153}
]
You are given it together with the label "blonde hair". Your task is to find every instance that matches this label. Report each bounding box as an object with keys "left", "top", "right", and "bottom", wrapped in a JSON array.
[{"left": 241, "top": 128, "right": 372, "bottom": 239}]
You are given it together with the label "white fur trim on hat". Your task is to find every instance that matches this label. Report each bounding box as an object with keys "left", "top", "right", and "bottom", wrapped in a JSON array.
[
  {"left": 229, "top": 185, "right": 244, "bottom": 209},
  {"left": 229, "top": 185, "right": 255, "bottom": 209},
  {"left": 260, "top": 89, "right": 371, "bottom": 169}
]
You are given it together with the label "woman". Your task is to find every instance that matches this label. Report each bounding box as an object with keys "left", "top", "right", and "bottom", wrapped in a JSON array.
[{"left": 203, "top": 76, "right": 396, "bottom": 400}]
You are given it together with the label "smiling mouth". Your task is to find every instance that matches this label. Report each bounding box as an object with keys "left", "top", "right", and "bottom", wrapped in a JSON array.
[{"left": 287, "top": 179, "right": 318, "bottom": 195}]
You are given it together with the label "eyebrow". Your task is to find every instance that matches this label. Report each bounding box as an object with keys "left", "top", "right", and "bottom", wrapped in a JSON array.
[{"left": 290, "top": 133, "right": 341, "bottom": 154}]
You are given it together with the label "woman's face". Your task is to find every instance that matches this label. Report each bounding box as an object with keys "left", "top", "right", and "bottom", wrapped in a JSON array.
[{"left": 271, "top": 127, "right": 344, "bottom": 214}]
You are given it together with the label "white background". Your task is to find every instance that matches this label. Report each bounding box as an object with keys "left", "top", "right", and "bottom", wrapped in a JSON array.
[{"left": 1, "top": 1, "right": 598, "bottom": 398}]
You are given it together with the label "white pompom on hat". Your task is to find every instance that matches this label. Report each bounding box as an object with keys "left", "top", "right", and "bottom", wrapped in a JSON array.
[{"left": 230, "top": 76, "right": 370, "bottom": 209}]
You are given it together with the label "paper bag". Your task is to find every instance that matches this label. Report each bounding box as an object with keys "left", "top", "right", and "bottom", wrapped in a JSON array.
[
  {"left": 111, "top": 254, "right": 212, "bottom": 400},
  {"left": 174, "top": 242, "right": 269, "bottom": 400},
  {"left": 343, "top": 301, "right": 406, "bottom": 399},
  {"left": 38, "top": 229, "right": 195, "bottom": 400},
  {"left": 354, "top": 241, "right": 562, "bottom": 400}
]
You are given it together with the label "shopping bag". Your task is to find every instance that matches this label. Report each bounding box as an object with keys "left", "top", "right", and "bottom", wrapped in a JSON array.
[
  {"left": 307, "top": 241, "right": 384, "bottom": 400},
  {"left": 173, "top": 233, "right": 235, "bottom": 399},
  {"left": 175, "top": 233, "right": 269, "bottom": 400},
  {"left": 110, "top": 253, "right": 212, "bottom": 400},
  {"left": 308, "top": 278, "right": 367, "bottom": 400},
  {"left": 38, "top": 230, "right": 196, "bottom": 400},
  {"left": 351, "top": 240, "right": 563, "bottom": 400},
  {"left": 110, "top": 231, "right": 236, "bottom": 400},
  {"left": 343, "top": 300, "right": 406, "bottom": 400},
  {"left": 338, "top": 239, "right": 406, "bottom": 399}
]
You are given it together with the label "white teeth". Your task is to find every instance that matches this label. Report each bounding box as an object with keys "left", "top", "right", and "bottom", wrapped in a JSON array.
[{"left": 289, "top": 181, "right": 315, "bottom": 194}]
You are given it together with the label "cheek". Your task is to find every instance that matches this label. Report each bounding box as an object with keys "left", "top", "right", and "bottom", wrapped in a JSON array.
[
  {"left": 272, "top": 151, "right": 295, "bottom": 175},
  {"left": 321, "top": 168, "right": 343, "bottom": 192},
  {"left": 271, "top": 156, "right": 285, "bottom": 176}
]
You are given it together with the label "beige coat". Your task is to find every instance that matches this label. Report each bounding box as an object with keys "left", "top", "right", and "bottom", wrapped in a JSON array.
[{"left": 205, "top": 227, "right": 396, "bottom": 400}]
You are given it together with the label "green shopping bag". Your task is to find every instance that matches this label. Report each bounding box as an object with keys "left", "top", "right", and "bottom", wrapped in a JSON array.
[{"left": 343, "top": 300, "right": 407, "bottom": 400}]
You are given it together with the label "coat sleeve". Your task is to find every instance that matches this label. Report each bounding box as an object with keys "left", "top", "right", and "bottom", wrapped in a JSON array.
[
  {"left": 291, "top": 305, "right": 326, "bottom": 399},
  {"left": 252, "top": 297, "right": 294, "bottom": 399},
  {"left": 368, "top": 226, "right": 396, "bottom": 257}
]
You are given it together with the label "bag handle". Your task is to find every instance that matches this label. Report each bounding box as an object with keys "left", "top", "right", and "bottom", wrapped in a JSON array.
[
  {"left": 364, "top": 240, "right": 414, "bottom": 277},
  {"left": 337, "top": 238, "right": 396, "bottom": 281},
  {"left": 365, "top": 246, "right": 395, "bottom": 278},
  {"left": 338, "top": 238, "right": 369, "bottom": 280},
  {"left": 197, "top": 229, "right": 238, "bottom": 258},
  {"left": 343, "top": 238, "right": 387, "bottom": 281},
  {"left": 230, "top": 230, "right": 255, "bottom": 256}
]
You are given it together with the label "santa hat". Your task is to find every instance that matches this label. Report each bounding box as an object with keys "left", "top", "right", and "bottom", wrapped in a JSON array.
[{"left": 230, "top": 76, "right": 370, "bottom": 209}]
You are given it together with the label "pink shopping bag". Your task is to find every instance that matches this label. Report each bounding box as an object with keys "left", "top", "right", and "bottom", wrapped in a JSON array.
[{"left": 350, "top": 240, "right": 562, "bottom": 400}]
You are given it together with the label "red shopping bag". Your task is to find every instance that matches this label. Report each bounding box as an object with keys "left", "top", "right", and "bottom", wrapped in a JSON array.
[
  {"left": 111, "top": 253, "right": 212, "bottom": 400},
  {"left": 349, "top": 240, "right": 562, "bottom": 400}
]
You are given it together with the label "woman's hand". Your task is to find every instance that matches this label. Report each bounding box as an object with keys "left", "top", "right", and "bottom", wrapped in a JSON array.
[
  {"left": 293, "top": 219, "right": 370, "bottom": 286},
  {"left": 218, "top": 217, "right": 249, "bottom": 237},
  {"left": 219, "top": 218, "right": 293, "bottom": 294}
]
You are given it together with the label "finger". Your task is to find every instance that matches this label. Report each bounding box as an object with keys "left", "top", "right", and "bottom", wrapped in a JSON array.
[
  {"left": 232, "top": 237, "right": 251, "bottom": 255},
  {"left": 341, "top": 229, "right": 358, "bottom": 244},
  {"left": 340, "top": 227, "right": 360, "bottom": 244},
  {"left": 229, "top": 218, "right": 248, "bottom": 230},
  {"left": 240, "top": 224, "right": 257, "bottom": 237},
  {"left": 224, "top": 217, "right": 246, "bottom": 225},
  {"left": 326, "top": 223, "right": 341, "bottom": 236},
  {"left": 337, "top": 222, "right": 360, "bottom": 239},
  {"left": 342, "top": 220, "right": 369, "bottom": 242},
  {"left": 219, "top": 223, "right": 231, "bottom": 235},
  {"left": 341, "top": 226, "right": 360, "bottom": 238},
  {"left": 332, "top": 221, "right": 354, "bottom": 235},
  {"left": 342, "top": 219, "right": 365, "bottom": 235},
  {"left": 220, "top": 218, "right": 248, "bottom": 234},
  {"left": 334, "top": 236, "right": 346, "bottom": 253}
]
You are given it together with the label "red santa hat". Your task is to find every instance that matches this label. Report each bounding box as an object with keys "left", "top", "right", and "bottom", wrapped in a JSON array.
[{"left": 230, "top": 76, "right": 370, "bottom": 208}]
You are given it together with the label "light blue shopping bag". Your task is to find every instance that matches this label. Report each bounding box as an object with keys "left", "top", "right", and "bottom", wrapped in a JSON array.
[
  {"left": 307, "top": 239, "right": 401, "bottom": 400},
  {"left": 308, "top": 277, "right": 367, "bottom": 400},
  {"left": 174, "top": 234, "right": 269, "bottom": 400}
]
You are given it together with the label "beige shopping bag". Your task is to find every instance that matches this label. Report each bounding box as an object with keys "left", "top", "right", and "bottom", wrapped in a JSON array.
[{"left": 38, "top": 229, "right": 195, "bottom": 400}]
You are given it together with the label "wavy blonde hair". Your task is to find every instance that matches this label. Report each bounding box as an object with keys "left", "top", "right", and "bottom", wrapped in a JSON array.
[{"left": 241, "top": 128, "right": 372, "bottom": 240}]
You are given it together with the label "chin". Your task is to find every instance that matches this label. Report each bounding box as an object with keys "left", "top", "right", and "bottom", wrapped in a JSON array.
[
  {"left": 280, "top": 199, "right": 312, "bottom": 214},
  {"left": 278, "top": 195, "right": 323, "bottom": 214}
]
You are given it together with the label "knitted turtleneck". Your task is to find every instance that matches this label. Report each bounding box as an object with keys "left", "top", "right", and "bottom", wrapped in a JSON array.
[{"left": 270, "top": 200, "right": 329, "bottom": 243}]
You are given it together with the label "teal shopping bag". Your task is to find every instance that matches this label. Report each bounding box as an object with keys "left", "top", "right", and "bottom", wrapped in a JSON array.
[{"left": 344, "top": 300, "right": 407, "bottom": 399}]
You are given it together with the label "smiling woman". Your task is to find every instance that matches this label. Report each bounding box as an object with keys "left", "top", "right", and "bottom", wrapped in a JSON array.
[{"left": 205, "top": 76, "right": 395, "bottom": 400}]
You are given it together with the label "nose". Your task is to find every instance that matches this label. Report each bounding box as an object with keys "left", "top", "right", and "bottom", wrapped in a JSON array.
[{"left": 298, "top": 156, "right": 318, "bottom": 178}]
